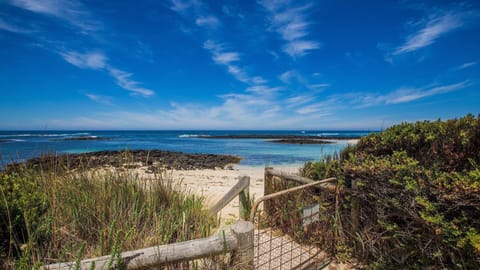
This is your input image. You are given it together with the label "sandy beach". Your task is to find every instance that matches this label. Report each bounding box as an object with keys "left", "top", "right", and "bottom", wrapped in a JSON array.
[{"left": 169, "top": 164, "right": 303, "bottom": 221}]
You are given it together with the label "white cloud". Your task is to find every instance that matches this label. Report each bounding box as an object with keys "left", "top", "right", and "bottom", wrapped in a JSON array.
[
  {"left": 195, "top": 16, "right": 220, "bottom": 29},
  {"left": 108, "top": 68, "right": 155, "bottom": 97},
  {"left": 60, "top": 51, "right": 107, "bottom": 70},
  {"left": 9, "top": 0, "right": 101, "bottom": 32},
  {"left": 386, "top": 81, "right": 470, "bottom": 104},
  {"left": 308, "top": 83, "right": 329, "bottom": 90},
  {"left": 47, "top": 83, "right": 344, "bottom": 130},
  {"left": 279, "top": 70, "right": 295, "bottom": 83},
  {"left": 277, "top": 16, "right": 308, "bottom": 41},
  {"left": 213, "top": 52, "right": 240, "bottom": 65},
  {"left": 283, "top": 40, "right": 320, "bottom": 58},
  {"left": 226, "top": 65, "right": 248, "bottom": 83},
  {"left": 354, "top": 80, "right": 471, "bottom": 107},
  {"left": 59, "top": 50, "right": 154, "bottom": 97},
  {"left": 203, "top": 40, "right": 267, "bottom": 85},
  {"left": 246, "top": 85, "right": 283, "bottom": 95},
  {"left": 170, "top": 0, "right": 193, "bottom": 12},
  {"left": 279, "top": 69, "right": 329, "bottom": 91},
  {"left": 296, "top": 102, "right": 333, "bottom": 115},
  {"left": 393, "top": 12, "right": 464, "bottom": 55},
  {"left": 259, "top": 1, "right": 320, "bottom": 58},
  {"left": 0, "top": 17, "right": 32, "bottom": 33},
  {"left": 85, "top": 94, "right": 112, "bottom": 105},
  {"left": 286, "top": 95, "right": 315, "bottom": 108},
  {"left": 251, "top": 76, "right": 268, "bottom": 85},
  {"left": 457, "top": 61, "right": 477, "bottom": 70}
]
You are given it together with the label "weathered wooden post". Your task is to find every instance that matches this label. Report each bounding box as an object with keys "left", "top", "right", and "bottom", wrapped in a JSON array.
[
  {"left": 209, "top": 176, "right": 250, "bottom": 218},
  {"left": 230, "top": 220, "right": 254, "bottom": 268},
  {"left": 351, "top": 178, "right": 360, "bottom": 235},
  {"left": 238, "top": 175, "right": 250, "bottom": 220},
  {"left": 264, "top": 167, "right": 274, "bottom": 214}
]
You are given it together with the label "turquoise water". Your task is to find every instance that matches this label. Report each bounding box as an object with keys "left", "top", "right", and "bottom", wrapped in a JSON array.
[{"left": 0, "top": 130, "right": 373, "bottom": 167}]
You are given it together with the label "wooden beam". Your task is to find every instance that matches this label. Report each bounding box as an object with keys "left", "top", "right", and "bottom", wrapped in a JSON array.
[
  {"left": 250, "top": 178, "right": 336, "bottom": 222},
  {"left": 42, "top": 221, "right": 256, "bottom": 270},
  {"left": 210, "top": 176, "right": 250, "bottom": 216}
]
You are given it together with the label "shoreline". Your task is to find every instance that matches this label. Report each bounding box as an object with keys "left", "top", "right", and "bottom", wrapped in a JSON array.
[
  {"left": 3, "top": 150, "right": 306, "bottom": 222},
  {"left": 136, "top": 163, "right": 303, "bottom": 221}
]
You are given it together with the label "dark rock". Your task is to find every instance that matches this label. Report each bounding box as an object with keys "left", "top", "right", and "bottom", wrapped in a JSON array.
[
  {"left": 269, "top": 139, "right": 334, "bottom": 144},
  {"left": 4, "top": 150, "right": 242, "bottom": 172}
]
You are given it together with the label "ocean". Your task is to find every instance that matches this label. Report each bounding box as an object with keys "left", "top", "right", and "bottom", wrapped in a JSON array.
[{"left": 0, "top": 130, "right": 373, "bottom": 167}]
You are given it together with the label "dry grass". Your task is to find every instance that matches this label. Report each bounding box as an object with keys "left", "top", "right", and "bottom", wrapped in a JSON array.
[{"left": 0, "top": 153, "right": 217, "bottom": 269}]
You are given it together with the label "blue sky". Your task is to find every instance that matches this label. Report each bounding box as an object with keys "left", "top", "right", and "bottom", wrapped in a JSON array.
[{"left": 0, "top": 0, "right": 479, "bottom": 130}]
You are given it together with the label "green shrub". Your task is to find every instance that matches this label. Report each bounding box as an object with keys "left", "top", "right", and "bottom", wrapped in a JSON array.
[
  {"left": 0, "top": 173, "right": 49, "bottom": 260},
  {"left": 302, "top": 114, "right": 480, "bottom": 269}
]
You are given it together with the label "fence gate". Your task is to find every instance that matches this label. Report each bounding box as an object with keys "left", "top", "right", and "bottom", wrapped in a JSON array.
[{"left": 250, "top": 178, "right": 338, "bottom": 270}]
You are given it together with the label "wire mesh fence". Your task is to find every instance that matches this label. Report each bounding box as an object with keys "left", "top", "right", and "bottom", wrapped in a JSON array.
[{"left": 251, "top": 175, "right": 339, "bottom": 270}]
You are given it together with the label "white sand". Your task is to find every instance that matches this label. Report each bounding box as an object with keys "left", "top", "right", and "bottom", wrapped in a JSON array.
[
  {"left": 131, "top": 165, "right": 300, "bottom": 222},
  {"left": 169, "top": 164, "right": 302, "bottom": 221}
]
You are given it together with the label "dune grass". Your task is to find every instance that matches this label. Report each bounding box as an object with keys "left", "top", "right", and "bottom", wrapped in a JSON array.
[{"left": 0, "top": 153, "right": 216, "bottom": 269}]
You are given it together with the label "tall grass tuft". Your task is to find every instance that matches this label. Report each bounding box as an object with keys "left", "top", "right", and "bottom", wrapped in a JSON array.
[{"left": 0, "top": 153, "right": 215, "bottom": 269}]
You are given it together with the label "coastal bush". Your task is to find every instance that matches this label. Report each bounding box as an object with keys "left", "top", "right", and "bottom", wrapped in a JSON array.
[
  {"left": 302, "top": 114, "right": 480, "bottom": 269},
  {"left": 0, "top": 154, "right": 215, "bottom": 269}
]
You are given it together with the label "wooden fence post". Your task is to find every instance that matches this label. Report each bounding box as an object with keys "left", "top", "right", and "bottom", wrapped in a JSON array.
[
  {"left": 351, "top": 178, "right": 360, "bottom": 235},
  {"left": 230, "top": 220, "right": 254, "bottom": 268},
  {"left": 238, "top": 176, "right": 250, "bottom": 220},
  {"left": 264, "top": 167, "right": 273, "bottom": 214}
]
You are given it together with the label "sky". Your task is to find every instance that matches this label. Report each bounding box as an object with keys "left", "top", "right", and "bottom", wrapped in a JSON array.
[{"left": 0, "top": 0, "right": 479, "bottom": 130}]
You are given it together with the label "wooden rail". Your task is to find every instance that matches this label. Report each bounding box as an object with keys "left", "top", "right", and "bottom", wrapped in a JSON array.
[
  {"left": 265, "top": 167, "right": 337, "bottom": 192},
  {"left": 209, "top": 175, "right": 250, "bottom": 220},
  {"left": 264, "top": 167, "right": 360, "bottom": 236},
  {"left": 42, "top": 220, "right": 254, "bottom": 270},
  {"left": 251, "top": 177, "right": 337, "bottom": 221}
]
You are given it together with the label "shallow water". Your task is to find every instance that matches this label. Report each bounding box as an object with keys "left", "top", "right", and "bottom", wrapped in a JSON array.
[{"left": 0, "top": 130, "right": 373, "bottom": 166}]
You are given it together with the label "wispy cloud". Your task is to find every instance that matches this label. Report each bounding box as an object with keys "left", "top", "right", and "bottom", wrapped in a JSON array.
[
  {"left": 308, "top": 83, "right": 330, "bottom": 90},
  {"left": 195, "top": 16, "right": 220, "bottom": 29},
  {"left": 8, "top": 0, "right": 101, "bottom": 32},
  {"left": 457, "top": 61, "right": 477, "bottom": 70},
  {"left": 279, "top": 69, "right": 329, "bottom": 91},
  {"left": 246, "top": 85, "right": 283, "bottom": 95},
  {"left": 353, "top": 80, "right": 471, "bottom": 108},
  {"left": 0, "top": 17, "right": 32, "bottom": 33},
  {"left": 85, "top": 94, "right": 112, "bottom": 105},
  {"left": 259, "top": 1, "right": 320, "bottom": 58},
  {"left": 108, "top": 68, "right": 154, "bottom": 97},
  {"left": 203, "top": 39, "right": 267, "bottom": 85},
  {"left": 170, "top": 0, "right": 201, "bottom": 13},
  {"left": 213, "top": 52, "right": 240, "bottom": 65},
  {"left": 279, "top": 70, "right": 295, "bottom": 83},
  {"left": 296, "top": 103, "right": 333, "bottom": 115},
  {"left": 393, "top": 11, "right": 464, "bottom": 55},
  {"left": 386, "top": 81, "right": 470, "bottom": 104},
  {"left": 286, "top": 95, "right": 315, "bottom": 108},
  {"left": 283, "top": 40, "right": 320, "bottom": 59},
  {"left": 170, "top": 1, "right": 270, "bottom": 87},
  {"left": 60, "top": 51, "right": 107, "bottom": 70},
  {"left": 59, "top": 50, "right": 154, "bottom": 97}
]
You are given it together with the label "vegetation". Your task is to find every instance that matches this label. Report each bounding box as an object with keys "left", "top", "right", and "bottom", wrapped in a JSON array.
[
  {"left": 0, "top": 153, "right": 215, "bottom": 269},
  {"left": 302, "top": 114, "right": 480, "bottom": 269}
]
